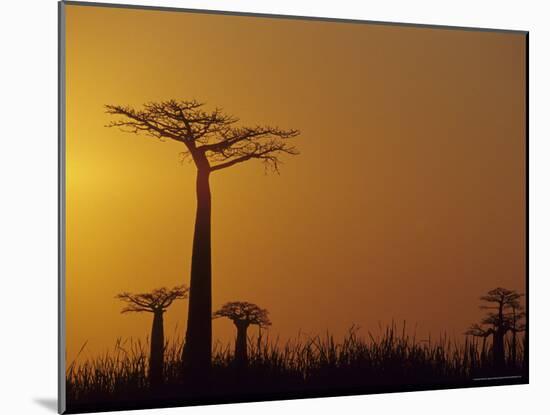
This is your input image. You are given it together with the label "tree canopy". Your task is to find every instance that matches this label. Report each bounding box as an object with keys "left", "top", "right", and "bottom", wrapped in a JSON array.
[
  {"left": 116, "top": 285, "right": 189, "bottom": 313},
  {"left": 106, "top": 100, "right": 300, "bottom": 173},
  {"left": 213, "top": 301, "right": 271, "bottom": 328},
  {"left": 466, "top": 287, "right": 525, "bottom": 337}
]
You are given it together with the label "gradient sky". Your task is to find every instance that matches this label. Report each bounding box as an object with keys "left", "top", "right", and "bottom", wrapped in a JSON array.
[{"left": 64, "top": 4, "right": 526, "bottom": 364}]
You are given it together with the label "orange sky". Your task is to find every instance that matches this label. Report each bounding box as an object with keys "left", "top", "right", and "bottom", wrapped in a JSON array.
[{"left": 64, "top": 4, "right": 526, "bottom": 364}]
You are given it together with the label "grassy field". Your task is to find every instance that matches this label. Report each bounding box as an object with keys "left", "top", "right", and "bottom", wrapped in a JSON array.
[{"left": 66, "top": 324, "right": 526, "bottom": 412}]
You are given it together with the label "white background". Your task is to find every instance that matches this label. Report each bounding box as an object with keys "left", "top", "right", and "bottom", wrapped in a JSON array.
[{"left": 0, "top": 0, "right": 545, "bottom": 413}]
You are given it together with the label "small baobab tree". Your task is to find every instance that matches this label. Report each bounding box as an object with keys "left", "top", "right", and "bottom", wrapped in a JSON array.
[
  {"left": 106, "top": 100, "right": 299, "bottom": 373},
  {"left": 466, "top": 287, "right": 524, "bottom": 369},
  {"left": 508, "top": 300, "right": 526, "bottom": 365},
  {"left": 213, "top": 301, "right": 271, "bottom": 367},
  {"left": 116, "top": 285, "right": 189, "bottom": 387}
]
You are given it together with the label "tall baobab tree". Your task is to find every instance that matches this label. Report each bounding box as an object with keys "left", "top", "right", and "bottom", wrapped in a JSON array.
[
  {"left": 466, "top": 287, "right": 524, "bottom": 369},
  {"left": 116, "top": 285, "right": 189, "bottom": 386},
  {"left": 213, "top": 301, "right": 271, "bottom": 367},
  {"left": 106, "top": 100, "right": 299, "bottom": 373}
]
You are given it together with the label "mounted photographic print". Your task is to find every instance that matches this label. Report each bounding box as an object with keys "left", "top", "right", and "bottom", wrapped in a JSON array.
[{"left": 58, "top": 1, "right": 528, "bottom": 413}]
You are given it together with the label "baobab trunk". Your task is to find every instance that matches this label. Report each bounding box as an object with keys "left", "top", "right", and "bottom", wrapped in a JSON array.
[
  {"left": 523, "top": 336, "right": 527, "bottom": 371},
  {"left": 149, "top": 310, "right": 164, "bottom": 387},
  {"left": 493, "top": 304, "right": 506, "bottom": 369},
  {"left": 511, "top": 330, "right": 517, "bottom": 365},
  {"left": 493, "top": 329, "right": 505, "bottom": 369},
  {"left": 183, "top": 167, "right": 212, "bottom": 373},
  {"left": 481, "top": 336, "right": 487, "bottom": 364},
  {"left": 234, "top": 321, "right": 249, "bottom": 367}
]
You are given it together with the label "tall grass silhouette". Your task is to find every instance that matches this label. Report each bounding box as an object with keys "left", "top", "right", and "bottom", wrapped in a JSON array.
[{"left": 66, "top": 323, "right": 525, "bottom": 409}]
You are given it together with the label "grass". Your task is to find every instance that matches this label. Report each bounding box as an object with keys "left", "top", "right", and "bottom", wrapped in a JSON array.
[{"left": 66, "top": 323, "right": 526, "bottom": 411}]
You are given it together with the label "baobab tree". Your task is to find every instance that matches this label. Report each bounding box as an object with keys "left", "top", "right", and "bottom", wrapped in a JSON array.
[
  {"left": 466, "top": 287, "right": 524, "bottom": 369},
  {"left": 106, "top": 100, "right": 299, "bottom": 373},
  {"left": 116, "top": 285, "right": 189, "bottom": 386},
  {"left": 508, "top": 301, "right": 526, "bottom": 365},
  {"left": 213, "top": 301, "right": 271, "bottom": 367}
]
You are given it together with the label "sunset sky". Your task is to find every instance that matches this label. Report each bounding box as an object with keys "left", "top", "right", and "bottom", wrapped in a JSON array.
[{"left": 64, "top": 4, "right": 526, "bottom": 364}]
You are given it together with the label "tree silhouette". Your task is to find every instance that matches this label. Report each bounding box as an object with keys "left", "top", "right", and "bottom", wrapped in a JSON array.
[
  {"left": 466, "top": 287, "right": 524, "bottom": 369},
  {"left": 116, "top": 285, "right": 189, "bottom": 387},
  {"left": 213, "top": 301, "right": 271, "bottom": 367},
  {"left": 508, "top": 301, "right": 526, "bottom": 365},
  {"left": 106, "top": 100, "right": 299, "bottom": 373}
]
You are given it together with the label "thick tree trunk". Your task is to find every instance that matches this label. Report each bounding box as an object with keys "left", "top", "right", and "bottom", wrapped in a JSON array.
[
  {"left": 510, "top": 309, "right": 518, "bottom": 366},
  {"left": 234, "top": 322, "right": 249, "bottom": 368},
  {"left": 511, "top": 331, "right": 517, "bottom": 365},
  {"left": 182, "top": 167, "right": 212, "bottom": 373},
  {"left": 149, "top": 310, "right": 164, "bottom": 387},
  {"left": 493, "top": 329, "right": 505, "bottom": 369},
  {"left": 481, "top": 336, "right": 487, "bottom": 365},
  {"left": 493, "top": 303, "right": 506, "bottom": 369},
  {"left": 523, "top": 336, "right": 527, "bottom": 371}
]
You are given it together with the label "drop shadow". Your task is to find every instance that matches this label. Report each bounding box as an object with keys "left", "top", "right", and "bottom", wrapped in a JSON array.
[{"left": 34, "top": 398, "right": 57, "bottom": 412}]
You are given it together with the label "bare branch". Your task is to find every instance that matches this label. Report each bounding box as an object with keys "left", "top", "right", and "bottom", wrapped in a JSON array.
[
  {"left": 115, "top": 285, "right": 189, "bottom": 313},
  {"left": 105, "top": 100, "right": 300, "bottom": 173},
  {"left": 208, "top": 131, "right": 299, "bottom": 173},
  {"left": 120, "top": 305, "right": 153, "bottom": 314},
  {"left": 465, "top": 323, "right": 493, "bottom": 337}
]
